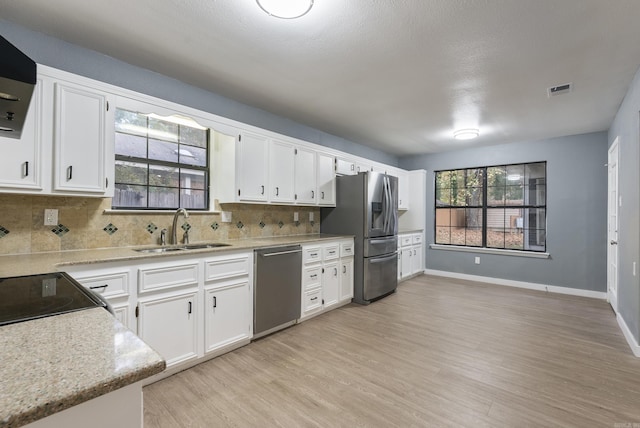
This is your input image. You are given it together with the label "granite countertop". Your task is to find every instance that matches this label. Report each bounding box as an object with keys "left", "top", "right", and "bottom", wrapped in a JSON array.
[
  {"left": 0, "top": 233, "right": 352, "bottom": 277},
  {"left": 0, "top": 308, "right": 165, "bottom": 428}
]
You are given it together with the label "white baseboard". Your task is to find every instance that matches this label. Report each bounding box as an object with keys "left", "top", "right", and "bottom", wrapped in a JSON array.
[
  {"left": 617, "top": 313, "right": 640, "bottom": 357},
  {"left": 422, "top": 269, "right": 607, "bottom": 300}
]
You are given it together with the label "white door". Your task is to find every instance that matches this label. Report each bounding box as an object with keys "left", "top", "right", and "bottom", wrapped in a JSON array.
[
  {"left": 607, "top": 138, "right": 619, "bottom": 313},
  {"left": 204, "top": 281, "right": 251, "bottom": 354},
  {"left": 317, "top": 152, "right": 336, "bottom": 205},
  {"left": 322, "top": 261, "right": 340, "bottom": 309},
  {"left": 339, "top": 258, "right": 354, "bottom": 301}
]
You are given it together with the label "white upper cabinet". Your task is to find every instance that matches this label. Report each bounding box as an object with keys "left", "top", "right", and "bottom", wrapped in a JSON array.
[
  {"left": 335, "top": 157, "right": 356, "bottom": 175},
  {"left": 269, "top": 139, "right": 295, "bottom": 203},
  {"left": 397, "top": 170, "right": 410, "bottom": 210},
  {"left": 0, "top": 79, "right": 44, "bottom": 192},
  {"left": 294, "top": 146, "right": 316, "bottom": 204},
  {"left": 237, "top": 131, "right": 269, "bottom": 202},
  {"left": 52, "top": 79, "right": 114, "bottom": 195},
  {"left": 316, "top": 152, "right": 335, "bottom": 206}
]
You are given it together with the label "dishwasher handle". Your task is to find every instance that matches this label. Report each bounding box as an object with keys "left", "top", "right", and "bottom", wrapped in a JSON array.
[{"left": 260, "top": 249, "right": 302, "bottom": 257}]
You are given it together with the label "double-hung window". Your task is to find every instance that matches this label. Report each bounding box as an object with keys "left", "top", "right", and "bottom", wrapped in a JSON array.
[
  {"left": 435, "top": 162, "right": 546, "bottom": 252},
  {"left": 113, "top": 109, "right": 209, "bottom": 210}
]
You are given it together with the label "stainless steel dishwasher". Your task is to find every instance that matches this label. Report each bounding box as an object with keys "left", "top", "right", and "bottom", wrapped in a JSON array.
[{"left": 254, "top": 245, "right": 302, "bottom": 338}]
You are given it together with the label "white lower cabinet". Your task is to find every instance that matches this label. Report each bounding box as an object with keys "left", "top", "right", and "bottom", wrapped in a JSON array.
[
  {"left": 204, "top": 280, "right": 251, "bottom": 354},
  {"left": 300, "top": 238, "right": 354, "bottom": 321},
  {"left": 398, "top": 232, "right": 424, "bottom": 281},
  {"left": 137, "top": 291, "right": 199, "bottom": 368}
]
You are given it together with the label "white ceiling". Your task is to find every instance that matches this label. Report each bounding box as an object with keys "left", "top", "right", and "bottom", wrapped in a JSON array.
[{"left": 2, "top": 0, "right": 640, "bottom": 156}]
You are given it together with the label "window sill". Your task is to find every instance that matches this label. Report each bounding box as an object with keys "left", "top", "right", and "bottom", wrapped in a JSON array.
[
  {"left": 429, "top": 244, "right": 550, "bottom": 259},
  {"left": 104, "top": 209, "right": 220, "bottom": 215}
]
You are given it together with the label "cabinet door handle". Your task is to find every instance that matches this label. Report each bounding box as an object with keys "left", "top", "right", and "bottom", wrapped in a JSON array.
[
  {"left": 414, "top": 249, "right": 416, "bottom": 255},
  {"left": 311, "top": 190, "right": 314, "bottom": 199},
  {"left": 276, "top": 187, "right": 279, "bottom": 196},
  {"left": 24, "top": 161, "right": 29, "bottom": 177},
  {"left": 213, "top": 296, "right": 217, "bottom": 309},
  {"left": 334, "top": 267, "right": 338, "bottom": 276},
  {"left": 343, "top": 266, "right": 346, "bottom": 274},
  {"left": 321, "top": 191, "right": 325, "bottom": 200},
  {"left": 89, "top": 284, "right": 108, "bottom": 290},
  {"left": 261, "top": 185, "right": 265, "bottom": 195},
  {"left": 67, "top": 165, "right": 73, "bottom": 180},
  {"left": 188, "top": 301, "right": 192, "bottom": 314}
]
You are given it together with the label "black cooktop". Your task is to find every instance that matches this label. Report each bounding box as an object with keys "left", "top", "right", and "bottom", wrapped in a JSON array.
[{"left": 0, "top": 272, "right": 108, "bottom": 327}]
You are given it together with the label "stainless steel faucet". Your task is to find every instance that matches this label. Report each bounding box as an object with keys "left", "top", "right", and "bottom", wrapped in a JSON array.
[
  {"left": 160, "top": 229, "right": 167, "bottom": 246},
  {"left": 171, "top": 208, "right": 189, "bottom": 245}
]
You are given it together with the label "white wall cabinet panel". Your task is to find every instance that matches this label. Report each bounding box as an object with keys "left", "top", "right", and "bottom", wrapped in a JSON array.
[
  {"left": 322, "top": 260, "right": 340, "bottom": 309},
  {"left": 269, "top": 139, "right": 295, "bottom": 203},
  {"left": 204, "top": 281, "right": 251, "bottom": 354},
  {"left": 412, "top": 244, "right": 423, "bottom": 275},
  {"left": 397, "top": 170, "right": 410, "bottom": 210},
  {"left": 316, "top": 152, "right": 336, "bottom": 206},
  {"left": 237, "top": 131, "right": 269, "bottom": 202},
  {"left": 0, "top": 79, "right": 44, "bottom": 192},
  {"left": 52, "top": 80, "right": 113, "bottom": 195},
  {"left": 294, "top": 146, "right": 316, "bottom": 204},
  {"left": 138, "top": 291, "right": 199, "bottom": 368}
]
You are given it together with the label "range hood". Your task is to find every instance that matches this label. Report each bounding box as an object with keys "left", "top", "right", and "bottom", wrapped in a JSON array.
[{"left": 0, "top": 35, "right": 36, "bottom": 140}]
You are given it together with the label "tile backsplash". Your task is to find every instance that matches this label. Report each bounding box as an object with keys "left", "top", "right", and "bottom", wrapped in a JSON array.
[{"left": 0, "top": 195, "right": 320, "bottom": 255}]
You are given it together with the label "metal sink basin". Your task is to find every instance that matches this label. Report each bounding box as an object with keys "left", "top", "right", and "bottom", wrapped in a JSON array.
[{"left": 134, "top": 243, "right": 230, "bottom": 253}]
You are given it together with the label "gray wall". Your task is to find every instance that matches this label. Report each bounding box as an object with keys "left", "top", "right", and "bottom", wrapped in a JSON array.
[
  {"left": 400, "top": 132, "right": 608, "bottom": 292},
  {"left": 0, "top": 19, "right": 398, "bottom": 166},
  {"left": 608, "top": 65, "right": 640, "bottom": 342}
]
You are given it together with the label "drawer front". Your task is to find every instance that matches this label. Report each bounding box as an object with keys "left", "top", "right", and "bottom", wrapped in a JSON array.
[
  {"left": 303, "top": 266, "right": 322, "bottom": 289},
  {"left": 138, "top": 262, "right": 199, "bottom": 293},
  {"left": 205, "top": 254, "right": 250, "bottom": 282},
  {"left": 400, "top": 235, "right": 412, "bottom": 247},
  {"left": 412, "top": 234, "right": 423, "bottom": 245},
  {"left": 303, "top": 287, "right": 322, "bottom": 313},
  {"left": 323, "top": 244, "right": 339, "bottom": 261},
  {"left": 74, "top": 271, "right": 129, "bottom": 299},
  {"left": 303, "top": 247, "right": 322, "bottom": 264},
  {"left": 340, "top": 241, "right": 354, "bottom": 257}
]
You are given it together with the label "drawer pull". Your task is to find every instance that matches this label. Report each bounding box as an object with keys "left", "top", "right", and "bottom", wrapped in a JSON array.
[
  {"left": 310, "top": 297, "right": 318, "bottom": 301},
  {"left": 188, "top": 301, "right": 192, "bottom": 314},
  {"left": 89, "top": 284, "right": 108, "bottom": 290},
  {"left": 213, "top": 296, "right": 217, "bottom": 309},
  {"left": 310, "top": 274, "right": 318, "bottom": 279}
]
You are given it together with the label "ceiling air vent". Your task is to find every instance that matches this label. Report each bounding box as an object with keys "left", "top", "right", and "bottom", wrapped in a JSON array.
[{"left": 547, "top": 83, "right": 572, "bottom": 97}]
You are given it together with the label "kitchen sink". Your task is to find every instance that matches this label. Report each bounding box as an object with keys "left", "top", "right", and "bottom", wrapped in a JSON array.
[{"left": 134, "top": 243, "right": 231, "bottom": 253}]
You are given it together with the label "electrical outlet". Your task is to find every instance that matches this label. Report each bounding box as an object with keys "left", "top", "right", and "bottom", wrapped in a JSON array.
[
  {"left": 221, "top": 211, "right": 232, "bottom": 223},
  {"left": 309, "top": 212, "right": 314, "bottom": 222},
  {"left": 294, "top": 212, "right": 299, "bottom": 222},
  {"left": 474, "top": 256, "right": 480, "bottom": 265},
  {"left": 44, "top": 209, "right": 58, "bottom": 226}
]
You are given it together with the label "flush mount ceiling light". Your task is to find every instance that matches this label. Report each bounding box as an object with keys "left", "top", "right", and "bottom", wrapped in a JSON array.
[
  {"left": 453, "top": 128, "right": 480, "bottom": 140},
  {"left": 256, "top": 0, "right": 314, "bottom": 19}
]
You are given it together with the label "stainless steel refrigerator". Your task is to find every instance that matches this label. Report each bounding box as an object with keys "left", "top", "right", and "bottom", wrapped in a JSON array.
[{"left": 321, "top": 172, "right": 398, "bottom": 304}]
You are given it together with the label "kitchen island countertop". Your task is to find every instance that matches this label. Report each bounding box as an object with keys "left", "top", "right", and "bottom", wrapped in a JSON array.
[{"left": 0, "top": 308, "right": 165, "bottom": 428}]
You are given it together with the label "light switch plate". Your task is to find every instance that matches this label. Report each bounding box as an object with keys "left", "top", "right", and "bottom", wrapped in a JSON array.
[
  {"left": 293, "top": 212, "right": 299, "bottom": 222},
  {"left": 44, "top": 209, "right": 58, "bottom": 226},
  {"left": 309, "top": 212, "right": 314, "bottom": 222}
]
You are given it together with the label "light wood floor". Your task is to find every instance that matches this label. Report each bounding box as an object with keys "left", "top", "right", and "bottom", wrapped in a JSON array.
[{"left": 144, "top": 275, "right": 640, "bottom": 427}]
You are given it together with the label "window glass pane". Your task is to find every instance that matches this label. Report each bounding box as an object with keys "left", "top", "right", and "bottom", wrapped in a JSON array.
[
  {"left": 113, "top": 184, "right": 147, "bottom": 208},
  {"left": 435, "top": 227, "right": 450, "bottom": 244},
  {"left": 148, "top": 139, "right": 179, "bottom": 163},
  {"left": 148, "top": 117, "right": 179, "bottom": 142},
  {"left": 435, "top": 208, "right": 451, "bottom": 226},
  {"left": 506, "top": 230, "right": 524, "bottom": 250},
  {"left": 486, "top": 208, "right": 506, "bottom": 248},
  {"left": 449, "top": 208, "right": 466, "bottom": 245},
  {"left": 180, "top": 169, "right": 206, "bottom": 190},
  {"left": 181, "top": 189, "right": 206, "bottom": 209},
  {"left": 177, "top": 145, "right": 207, "bottom": 167},
  {"left": 487, "top": 228, "right": 506, "bottom": 248},
  {"left": 506, "top": 164, "right": 524, "bottom": 185},
  {"left": 524, "top": 208, "right": 546, "bottom": 250},
  {"left": 149, "top": 165, "right": 180, "bottom": 188},
  {"left": 525, "top": 162, "right": 546, "bottom": 181},
  {"left": 465, "top": 168, "right": 483, "bottom": 188},
  {"left": 466, "top": 186, "right": 483, "bottom": 206},
  {"left": 115, "top": 133, "right": 147, "bottom": 158},
  {"left": 115, "top": 161, "right": 147, "bottom": 185},
  {"left": 466, "top": 228, "right": 482, "bottom": 246},
  {"left": 525, "top": 183, "right": 546, "bottom": 206},
  {"left": 505, "top": 184, "right": 523, "bottom": 206},
  {"left": 180, "top": 126, "right": 207, "bottom": 148},
  {"left": 148, "top": 186, "right": 179, "bottom": 209},
  {"left": 466, "top": 208, "right": 483, "bottom": 229},
  {"left": 115, "top": 109, "right": 147, "bottom": 136},
  {"left": 435, "top": 186, "right": 450, "bottom": 205},
  {"left": 487, "top": 166, "right": 506, "bottom": 187},
  {"left": 451, "top": 228, "right": 466, "bottom": 245},
  {"left": 487, "top": 187, "right": 505, "bottom": 206}
]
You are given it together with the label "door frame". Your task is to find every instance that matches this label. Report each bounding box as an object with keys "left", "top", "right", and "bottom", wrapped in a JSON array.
[{"left": 607, "top": 137, "right": 619, "bottom": 313}]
